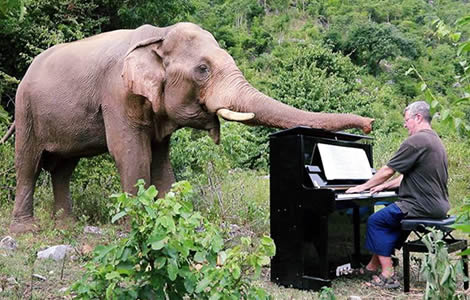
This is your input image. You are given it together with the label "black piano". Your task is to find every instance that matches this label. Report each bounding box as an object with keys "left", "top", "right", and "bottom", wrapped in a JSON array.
[{"left": 269, "top": 126, "right": 397, "bottom": 290}]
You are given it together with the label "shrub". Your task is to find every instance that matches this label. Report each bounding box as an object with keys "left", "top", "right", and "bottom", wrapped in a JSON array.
[{"left": 71, "top": 180, "right": 275, "bottom": 299}]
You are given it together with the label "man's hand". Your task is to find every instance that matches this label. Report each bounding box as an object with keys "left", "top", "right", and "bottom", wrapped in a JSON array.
[
  {"left": 346, "top": 184, "right": 366, "bottom": 193},
  {"left": 370, "top": 184, "right": 385, "bottom": 194}
]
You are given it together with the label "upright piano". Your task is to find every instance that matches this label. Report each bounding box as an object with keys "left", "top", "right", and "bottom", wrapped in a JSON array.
[{"left": 269, "top": 127, "right": 397, "bottom": 290}]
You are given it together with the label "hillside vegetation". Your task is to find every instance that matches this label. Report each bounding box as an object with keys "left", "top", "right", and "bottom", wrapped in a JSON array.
[{"left": 1, "top": 0, "right": 470, "bottom": 298}]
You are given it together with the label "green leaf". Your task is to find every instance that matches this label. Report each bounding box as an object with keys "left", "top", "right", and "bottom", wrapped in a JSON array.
[
  {"left": 106, "top": 282, "right": 116, "bottom": 300},
  {"left": 116, "top": 263, "right": 134, "bottom": 275},
  {"left": 105, "top": 271, "right": 121, "bottom": 280},
  {"left": 457, "top": 16, "right": 470, "bottom": 26},
  {"left": 194, "top": 251, "right": 206, "bottom": 263},
  {"left": 450, "top": 32, "right": 461, "bottom": 43},
  {"left": 167, "top": 259, "right": 178, "bottom": 281},
  {"left": 420, "top": 82, "right": 427, "bottom": 91},
  {"left": 151, "top": 237, "right": 168, "bottom": 250},
  {"left": 232, "top": 265, "right": 241, "bottom": 279},
  {"left": 258, "top": 255, "right": 270, "bottom": 266},
  {"left": 144, "top": 206, "right": 156, "bottom": 219},
  {"left": 440, "top": 265, "right": 451, "bottom": 285},
  {"left": 154, "top": 256, "right": 166, "bottom": 269},
  {"left": 441, "top": 109, "right": 450, "bottom": 121},
  {"left": 209, "top": 292, "right": 221, "bottom": 300},
  {"left": 195, "top": 276, "right": 211, "bottom": 293},
  {"left": 111, "top": 211, "right": 127, "bottom": 223},
  {"left": 458, "top": 42, "right": 470, "bottom": 56}
]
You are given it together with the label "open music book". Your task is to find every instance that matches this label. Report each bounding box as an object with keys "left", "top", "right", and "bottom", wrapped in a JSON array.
[{"left": 317, "top": 143, "right": 373, "bottom": 180}]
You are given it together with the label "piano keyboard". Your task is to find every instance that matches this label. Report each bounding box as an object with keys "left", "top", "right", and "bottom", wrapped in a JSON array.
[{"left": 335, "top": 191, "right": 397, "bottom": 201}]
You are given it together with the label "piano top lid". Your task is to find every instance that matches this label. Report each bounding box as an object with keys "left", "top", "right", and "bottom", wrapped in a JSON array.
[{"left": 269, "top": 126, "right": 373, "bottom": 141}]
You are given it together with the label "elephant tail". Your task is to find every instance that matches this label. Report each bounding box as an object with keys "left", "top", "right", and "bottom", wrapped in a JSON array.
[{"left": 1, "top": 121, "right": 15, "bottom": 144}]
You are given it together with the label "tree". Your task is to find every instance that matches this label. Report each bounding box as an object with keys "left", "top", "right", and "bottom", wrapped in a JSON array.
[{"left": 344, "top": 22, "right": 419, "bottom": 74}]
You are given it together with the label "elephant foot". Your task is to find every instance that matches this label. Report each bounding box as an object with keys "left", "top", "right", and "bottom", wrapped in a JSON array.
[
  {"left": 362, "top": 118, "right": 375, "bottom": 134},
  {"left": 9, "top": 219, "right": 40, "bottom": 235}
]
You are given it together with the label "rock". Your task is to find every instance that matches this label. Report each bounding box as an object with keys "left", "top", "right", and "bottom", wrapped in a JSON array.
[
  {"left": 7, "top": 277, "right": 17, "bottom": 285},
  {"left": 32, "top": 274, "right": 47, "bottom": 281},
  {"left": 37, "top": 245, "right": 74, "bottom": 261},
  {"left": 83, "top": 226, "right": 104, "bottom": 235},
  {"left": 59, "top": 287, "right": 68, "bottom": 293},
  {"left": 0, "top": 236, "right": 18, "bottom": 251},
  {"left": 348, "top": 296, "right": 362, "bottom": 300}
]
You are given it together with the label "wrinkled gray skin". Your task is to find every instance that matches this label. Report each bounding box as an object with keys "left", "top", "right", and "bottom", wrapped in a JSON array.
[{"left": 6, "top": 22, "right": 373, "bottom": 233}]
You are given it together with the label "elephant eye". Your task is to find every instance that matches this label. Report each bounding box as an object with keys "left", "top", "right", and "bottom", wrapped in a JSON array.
[
  {"left": 197, "top": 64, "right": 209, "bottom": 74},
  {"left": 194, "top": 64, "right": 210, "bottom": 82}
]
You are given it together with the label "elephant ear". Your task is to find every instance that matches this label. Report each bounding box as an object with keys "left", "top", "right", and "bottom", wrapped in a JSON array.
[{"left": 122, "top": 37, "right": 165, "bottom": 113}]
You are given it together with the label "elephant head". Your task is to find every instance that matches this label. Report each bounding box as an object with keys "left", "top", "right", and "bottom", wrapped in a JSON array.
[{"left": 121, "top": 23, "right": 373, "bottom": 144}]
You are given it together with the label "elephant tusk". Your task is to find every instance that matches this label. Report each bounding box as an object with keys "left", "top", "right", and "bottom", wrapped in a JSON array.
[{"left": 216, "top": 109, "right": 255, "bottom": 121}]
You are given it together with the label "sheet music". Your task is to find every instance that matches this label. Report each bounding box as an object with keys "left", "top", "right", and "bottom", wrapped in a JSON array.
[{"left": 317, "top": 143, "right": 372, "bottom": 180}]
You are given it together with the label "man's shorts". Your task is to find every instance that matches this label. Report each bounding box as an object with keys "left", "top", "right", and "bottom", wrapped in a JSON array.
[{"left": 365, "top": 203, "right": 408, "bottom": 257}]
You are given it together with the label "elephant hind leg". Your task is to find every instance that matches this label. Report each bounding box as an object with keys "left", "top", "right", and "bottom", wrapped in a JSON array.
[
  {"left": 50, "top": 157, "right": 80, "bottom": 219},
  {"left": 10, "top": 149, "right": 43, "bottom": 234}
]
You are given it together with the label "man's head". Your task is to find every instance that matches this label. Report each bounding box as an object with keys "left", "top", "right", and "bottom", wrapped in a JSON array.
[{"left": 403, "top": 101, "right": 432, "bottom": 136}]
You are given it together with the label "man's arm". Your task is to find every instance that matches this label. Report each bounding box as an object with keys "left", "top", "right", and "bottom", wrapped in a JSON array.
[{"left": 346, "top": 165, "right": 396, "bottom": 193}]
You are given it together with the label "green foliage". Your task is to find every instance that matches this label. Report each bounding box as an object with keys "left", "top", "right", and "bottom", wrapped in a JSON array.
[
  {"left": 344, "top": 22, "right": 419, "bottom": 74},
  {"left": 0, "top": 122, "right": 15, "bottom": 206},
  {"left": 71, "top": 180, "right": 275, "bottom": 299},
  {"left": 420, "top": 229, "right": 465, "bottom": 300},
  {"left": 71, "top": 155, "right": 121, "bottom": 224},
  {"left": 318, "top": 286, "right": 336, "bottom": 300},
  {"left": 116, "top": 0, "right": 195, "bottom": 28},
  {"left": 453, "top": 197, "right": 470, "bottom": 256}
]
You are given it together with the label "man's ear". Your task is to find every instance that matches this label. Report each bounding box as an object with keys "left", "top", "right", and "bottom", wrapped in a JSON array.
[{"left": 121, "top": 38, "right": 165, "bottom": 113}]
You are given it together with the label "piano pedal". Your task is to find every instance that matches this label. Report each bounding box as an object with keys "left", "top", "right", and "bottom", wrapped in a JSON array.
[{"left": 336, "top": 263, "right": 352, "bottom": 277}]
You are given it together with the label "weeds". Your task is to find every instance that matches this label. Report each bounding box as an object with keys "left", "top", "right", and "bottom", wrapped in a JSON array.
[
  {"left": 71, "top": 180, "right": 275, "bottom": 299},
  {"left": 421, "top": 228, "right": 465, "bottom": 300}
]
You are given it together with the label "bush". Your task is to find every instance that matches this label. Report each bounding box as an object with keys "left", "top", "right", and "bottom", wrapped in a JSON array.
[{"left": 71, "top": 180, "right": 275, "bottom": 299}]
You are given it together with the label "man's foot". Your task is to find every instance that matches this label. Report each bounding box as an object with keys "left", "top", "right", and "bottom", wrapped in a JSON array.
[
  {"left": 352, "top": 267, "right": 378, "bottom": 279},
  {"left": 369, "top": 274, "right": 400, "bottom": 289},
  {"left": 9, "top": 219, "right": 40, "bottom": 234}
]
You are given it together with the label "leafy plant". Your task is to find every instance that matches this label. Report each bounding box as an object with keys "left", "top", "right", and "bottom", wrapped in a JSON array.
[
  {"left": 319, "top": 286, "right": 336, "bottom": 300},
  {"left": 71, "top": 180, "right": 275, "bottom": 299},
  {"left": 420, "top": 228, "right": 464, "bottom": 300}
]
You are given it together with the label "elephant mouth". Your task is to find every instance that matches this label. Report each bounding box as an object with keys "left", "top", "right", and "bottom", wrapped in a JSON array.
[{"left": 216, "top": 108, "right": 255, "bottom": 121}]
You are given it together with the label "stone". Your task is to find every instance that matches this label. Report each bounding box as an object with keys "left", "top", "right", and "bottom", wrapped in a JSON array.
[
  {"left": 0, "top": 236, "right": 18, "bottom": 251},
  {"left": 37, "top": 245, "right": 74, "bottom": 261},
  {"left": 7, "top": 277, "right": 17, "bottom": 285},
  {"left": 83, "top": 226, "right": 104, "bottom": 235},
  {"left": 348, "top": 296, "right": 362, "bottom": 300}
]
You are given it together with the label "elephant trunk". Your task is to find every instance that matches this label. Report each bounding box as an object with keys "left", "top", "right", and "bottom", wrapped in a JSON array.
[{"left": 210, "top": 73, "right": 373, "bottom": 133}]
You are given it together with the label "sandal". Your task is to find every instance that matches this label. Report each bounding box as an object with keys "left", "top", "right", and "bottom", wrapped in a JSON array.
[
  {"left": 351, "top": 267, "right": 378, "bottom": 279},
  {"left": 370, "top": 274, "right": 400, "bottom": 289}
]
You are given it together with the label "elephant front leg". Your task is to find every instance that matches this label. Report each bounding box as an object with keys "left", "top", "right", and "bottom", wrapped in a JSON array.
[
  {"left": 151, "top": 136, "right": 175, "bottom": 197},
  {"left": 106, "top": 129, "right": 153, "bottom": 195}
]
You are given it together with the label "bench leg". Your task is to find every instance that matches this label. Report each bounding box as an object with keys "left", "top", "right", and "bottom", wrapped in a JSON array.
[
  {"left": 403, "top": 243, "right": 410, "bottom": 292},
  {"left": 463, "top": 247, "right": 468, "bottom": 290}
]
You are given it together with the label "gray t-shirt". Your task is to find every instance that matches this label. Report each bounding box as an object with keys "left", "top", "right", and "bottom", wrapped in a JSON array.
[{"left": 387, "top": 129, "right": 449, "bottom": 218}]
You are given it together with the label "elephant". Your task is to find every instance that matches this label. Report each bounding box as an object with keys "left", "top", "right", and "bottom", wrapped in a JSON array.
[{"left": 2, "top": 22, "right": 374, "bottom": 234}]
